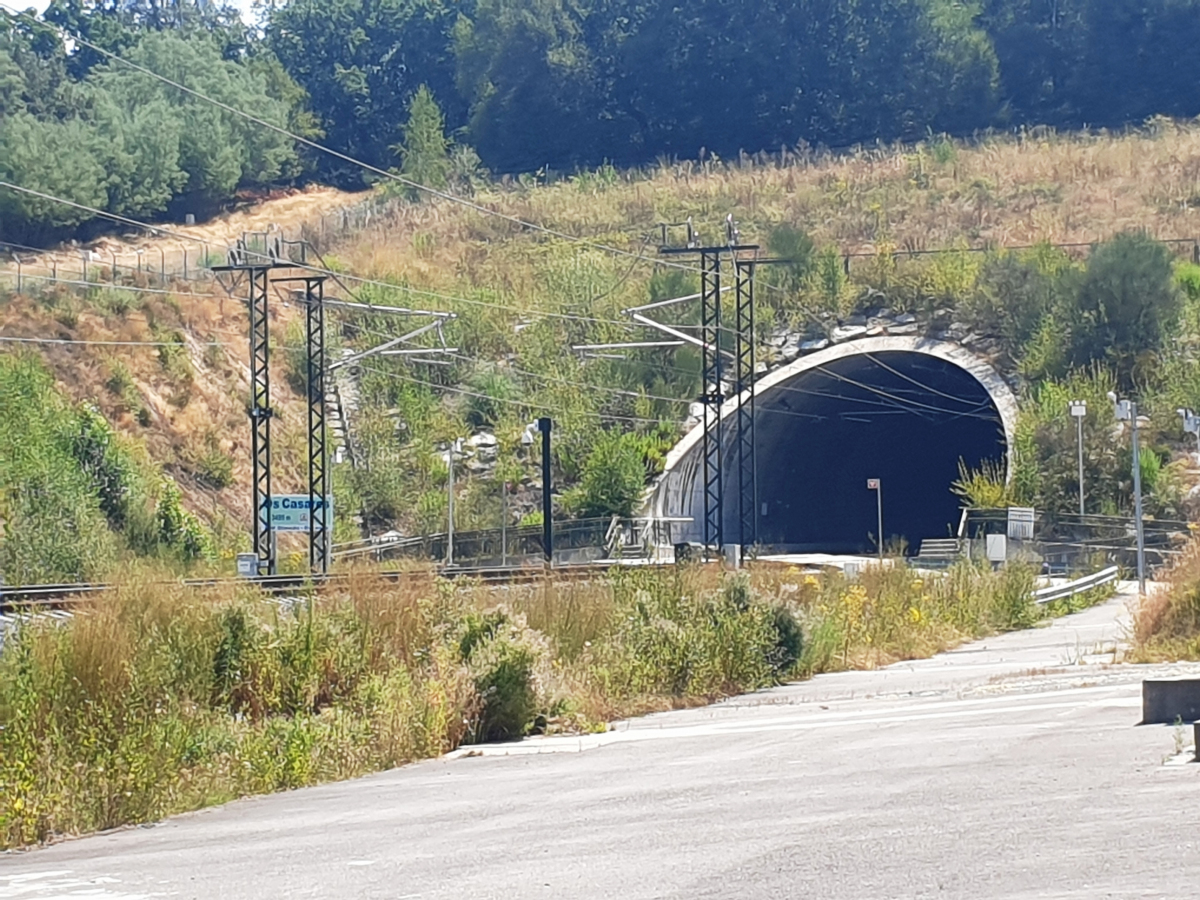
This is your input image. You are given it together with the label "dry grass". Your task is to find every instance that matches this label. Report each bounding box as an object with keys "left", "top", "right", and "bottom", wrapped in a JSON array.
[
  {"left": 1130, "top": 538, "right": 1200, "bottom": 660},
  {"left": 0, "top": 285, "right": 311, "bottom": 542},
  {"left": 328, "top": 123, "right": 1200, "bottom": 303},
  {"left": 1, "top": 556, "right": 1083, "bottom": 848}
]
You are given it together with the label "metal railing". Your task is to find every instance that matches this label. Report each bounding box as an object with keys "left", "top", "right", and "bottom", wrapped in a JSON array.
[
  {"left": 1031, "top": 565, "right": 1120, "bottom": 605},
  {"left": 961, "top": 508, "right": 1189, "bottom": 574}
]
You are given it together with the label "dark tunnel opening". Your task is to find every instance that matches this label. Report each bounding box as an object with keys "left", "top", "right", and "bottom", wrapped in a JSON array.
[{"left": 732, "top": 351, "right": 1007, "bottom": 554}]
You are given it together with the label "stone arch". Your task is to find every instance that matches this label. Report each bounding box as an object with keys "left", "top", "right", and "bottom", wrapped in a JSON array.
[{"left": 650, "top": 336, "right": 1019, "bottom": 553}]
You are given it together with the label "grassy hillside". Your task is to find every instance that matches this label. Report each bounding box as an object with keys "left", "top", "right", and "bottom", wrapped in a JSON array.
[
  {"left": 7, "top": 124, "right": 1200, "bottom": 572},
  {"left": 319, "top": 124, "right": 1200, "bottom": 534}
]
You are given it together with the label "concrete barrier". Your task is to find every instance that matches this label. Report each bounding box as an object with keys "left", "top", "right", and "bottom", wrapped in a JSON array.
[{"left": 1142, "top": 679, "right": 1200, "bottom": 724}]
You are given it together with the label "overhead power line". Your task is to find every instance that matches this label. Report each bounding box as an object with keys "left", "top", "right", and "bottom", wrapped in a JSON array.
[
  {"left": 358, "top": 365, "right": 677, "bottom": 427},
  {"left": 0, "top": 335, "right": 222, "bottom": 347}
]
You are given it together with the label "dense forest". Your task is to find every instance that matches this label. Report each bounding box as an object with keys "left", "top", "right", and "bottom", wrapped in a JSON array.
[{"left": 6, "top": 0, "right": 1200, "bottom": 238}]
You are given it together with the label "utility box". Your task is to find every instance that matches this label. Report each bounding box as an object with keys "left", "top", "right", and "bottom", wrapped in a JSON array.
[
  {"left": 723, "top": 544, "right": 742, "bottom": 569},
  {"left": 1142, "top": 679, "right": 1200, "bottom": 724},
  {"left": 236, "top": 553, "right": 259, "bottom": 578},
  {"left": 986, "top": 534, "right": 1008, "bottom": 564},
  {"left": 1007, "top": 507, "right": 1035, "bottom": 541}
]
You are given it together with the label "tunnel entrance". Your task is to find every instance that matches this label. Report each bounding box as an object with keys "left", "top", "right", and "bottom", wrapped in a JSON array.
[{"left": 741, "top": 350, "right": 1006, "bottom": 553}]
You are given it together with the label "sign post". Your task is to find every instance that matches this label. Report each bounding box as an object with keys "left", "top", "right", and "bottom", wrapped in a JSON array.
[{"left": 867, "top": 478, "right": 883, "bottom": 561}]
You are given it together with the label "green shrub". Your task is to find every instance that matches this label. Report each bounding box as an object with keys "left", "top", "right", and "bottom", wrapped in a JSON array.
[
  {"left": 1069, "top": 232, "right": 1181, "bottom": 387},
  {"left": 768, "top": 604, "right": 805, "bottom": 676},
  {"left": 459, "top": 610, "right": 543, "bottom": 743},
  {"left": 568, "top": 429, "right": 647, "bottom": 519}
]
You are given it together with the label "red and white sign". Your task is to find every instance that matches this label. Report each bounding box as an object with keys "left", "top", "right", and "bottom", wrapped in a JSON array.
[{"left": 866, "top": 479, "right": 880, "bottom": 490}]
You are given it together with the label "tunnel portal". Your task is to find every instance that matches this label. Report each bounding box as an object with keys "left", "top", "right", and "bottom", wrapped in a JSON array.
[{"left": 653, "top": 339, "right": 1015, "bottom": 555}]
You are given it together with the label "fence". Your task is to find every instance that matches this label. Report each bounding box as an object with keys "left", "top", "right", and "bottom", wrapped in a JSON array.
[
  {"left": 0, "top": 191, "right": 416, "bottom": 301},
  {"left": 960, "top": 508, "right": 1190, "bottom": 575}
]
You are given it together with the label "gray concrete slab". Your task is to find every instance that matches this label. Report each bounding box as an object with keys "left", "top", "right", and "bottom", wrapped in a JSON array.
[{"left": 3, "top": 586, "right": 1199, "bottom": 899}]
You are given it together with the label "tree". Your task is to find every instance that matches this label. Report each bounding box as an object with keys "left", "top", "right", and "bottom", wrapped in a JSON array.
[
  {"left": 266, "top": 0, "right": 467, "bottom": 186},
  {"left": 1069, "top": 233, "right": 1181, "bottom": 388},
  {"left": 87, "top": 31, "right": 298, "bottom": 210},
  {"left": 454, "top": 0, "right": 999, "bottom": 172},
  {"left": 454, "top": 0, "right": 622, "bottom": 173},
  {"left": 395, "top": 84, "right": 452, "bottom": 192}
]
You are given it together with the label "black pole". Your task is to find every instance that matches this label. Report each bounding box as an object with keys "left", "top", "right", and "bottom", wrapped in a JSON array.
[{"left": 539, "top": 417, "right": 553, "bottom": 565}]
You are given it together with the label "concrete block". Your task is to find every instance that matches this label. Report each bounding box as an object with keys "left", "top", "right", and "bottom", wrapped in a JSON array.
[{"left": 1142, "top": 679, "right": 1200, "bottom": 724}]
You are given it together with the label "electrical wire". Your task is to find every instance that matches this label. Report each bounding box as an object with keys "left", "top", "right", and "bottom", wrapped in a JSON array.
[
  {"left": 861, "top": 352, "right": 984, "bottom": 408},
  {"left": 346, "top": 320, "right": 691, "bottom": 407},
  {"left": 0, "top": 270, "right": 207, "bottom": 299},
  {"left": 357, "top": 365, "right": 677, "bottom": 426},
  {"left": 810, "top": 363, "right": 999, "bottom": 421}
]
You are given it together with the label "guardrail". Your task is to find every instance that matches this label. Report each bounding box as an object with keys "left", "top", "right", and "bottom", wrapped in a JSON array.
[{"left": 1031, "top": 565, "right": 1120, "bottom": 605}]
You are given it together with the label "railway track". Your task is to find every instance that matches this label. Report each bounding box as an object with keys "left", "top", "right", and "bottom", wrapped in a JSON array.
[{"left": 0, "top": 562, "right": 648, "bottom": 613}]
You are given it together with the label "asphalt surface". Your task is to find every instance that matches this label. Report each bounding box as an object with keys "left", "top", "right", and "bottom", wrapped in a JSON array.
[{"left": 3, "top": 584, "right": 1199, "bottom": 899}]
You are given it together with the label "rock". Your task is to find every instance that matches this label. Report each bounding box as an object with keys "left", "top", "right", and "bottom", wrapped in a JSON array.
[
  {"left": 800, "top": 338, "right": 829, "bottom": 351},
  {"left": 887, "top": 323, "right": 919, "bottom": 335},
  {"left": 466, "top": 432, "right": 498, "bottom": 449},
  {"left": 893, "top": 312, "right": 917, "bottom": 325},
  {"left": 780, "top": 345, "right": 801, "bottom": 362},
  {"left": 844, "top": 314, "right": 868, "bottom": 326},
  {"left": 831, "top": 325, "right": 868, "bottom": 342}
]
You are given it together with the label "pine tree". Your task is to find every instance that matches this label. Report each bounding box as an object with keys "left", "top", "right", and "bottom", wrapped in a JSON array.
[{"left": 396, "top": 85, "right": 452, "bottom": 195}]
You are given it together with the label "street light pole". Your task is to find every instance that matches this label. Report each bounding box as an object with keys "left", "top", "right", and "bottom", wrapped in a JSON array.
[
  {"left": 1069, "top": 400, "right": 1087, "bottom": 516},
  {"left": 867, "top": 478, "right": 883, "bottom": 561},
  {"left": 538, "top": 417, "right": 553, "bottom": 566},
  {"left": 1109, "top": 393, "right": 1146, "bottom": 594},
  {"left": 501, "top": 480, "right": 508, "bottom": 568},
  {"left": 446, "top": 438, "right": 462, "bottom": 567}
]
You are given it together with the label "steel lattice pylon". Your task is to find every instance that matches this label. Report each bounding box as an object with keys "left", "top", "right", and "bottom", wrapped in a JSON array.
[
  {"left": 734, "top": 254, "right": 757, "bottom": 552},
  {"left": 304, "top": 277, "right": 330, "bottom": 575},
  {"left": 247, "top": 267, "right": 274, "bottom": 575},
  {"left": 699, "top": 249, "right": 724, "bottom": 555}
]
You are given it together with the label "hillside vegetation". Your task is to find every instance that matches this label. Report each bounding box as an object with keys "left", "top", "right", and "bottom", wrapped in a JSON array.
[
  {"left": 312, "top": 124, "right": 1200, "bottom": 539},
  {"left": 8, "top": 0, "right": 1200, "bottom": 237},
  {"left": 8, "top": 125, "right": 1200, "bottom": 574},
  {"left": 3, "top": 558, "right": 1101, "bottom": 848}
]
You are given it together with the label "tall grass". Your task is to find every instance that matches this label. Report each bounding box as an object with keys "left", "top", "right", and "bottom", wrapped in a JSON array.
[
  {"left": 0, "top": 557, "right": 1095, "bottom": 848},
  {"left": 1131, "top": 538, "right": 1200, "bottom": 660}
]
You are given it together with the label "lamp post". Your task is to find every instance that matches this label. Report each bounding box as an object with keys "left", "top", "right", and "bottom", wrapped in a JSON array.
[
  {"left": 1069, "top": 400, "right": 1087, "bottom": 516},
  {"left": 521, "top": 419, "right": 554, "bottom": 566},
  {"left": 538, "top": 418, "right": 553, "bottom": 566},
  {"left": 867, "top": 478, "right": 883, "bottom": 561},
  {"left": 1108, "top": 392, "right": 1146, "bottom": 594},
  {"left": 446, "top": 437, "right": 463, "bottom": 567},
  {"left": 1179, "top": 408, "right": 1200, "bottom": 464},
  {"left": 501, "top": 479, "right": 509, "bottom": 567}
]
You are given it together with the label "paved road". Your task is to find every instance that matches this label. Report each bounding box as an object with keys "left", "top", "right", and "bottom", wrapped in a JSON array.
[{"left": 4, "top": 585, "right": 1199, "bottom": 899}]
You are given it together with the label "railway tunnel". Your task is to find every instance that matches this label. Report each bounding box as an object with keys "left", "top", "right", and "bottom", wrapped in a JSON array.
[{"left": 651, "top": 337, "right": 1018, "bottom": 555}]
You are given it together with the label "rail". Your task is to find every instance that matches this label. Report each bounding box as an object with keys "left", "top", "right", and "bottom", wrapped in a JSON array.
[
  {"left": 0, "top": 561, "right": 654, "bottom": 611},
  {"left": 1031, "top": 565, "right": 1120, "bottom": 605}
]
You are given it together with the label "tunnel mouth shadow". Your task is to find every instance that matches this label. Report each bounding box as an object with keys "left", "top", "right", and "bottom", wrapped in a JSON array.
[{"left": 734, "top": 349, "right": 1007, "bottom": 555}]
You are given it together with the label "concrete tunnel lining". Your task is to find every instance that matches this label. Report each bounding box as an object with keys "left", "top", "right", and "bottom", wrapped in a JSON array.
[{"left": 649, "top": 336, "right": 1019, "bottom": 554}]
